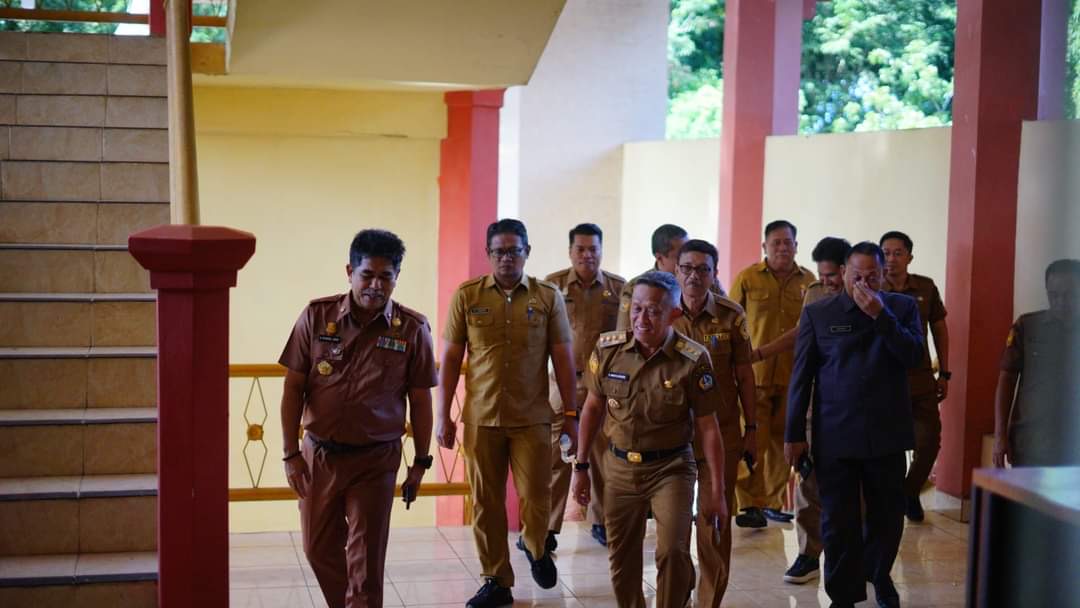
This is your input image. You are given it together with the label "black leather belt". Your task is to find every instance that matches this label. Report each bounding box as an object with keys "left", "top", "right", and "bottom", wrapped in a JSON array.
[
  {"left": 308, "top": 433, "right": 393, "bottom": 455},
  {"left": 610, "top": 444, "right": 689, "bottom": 464}
]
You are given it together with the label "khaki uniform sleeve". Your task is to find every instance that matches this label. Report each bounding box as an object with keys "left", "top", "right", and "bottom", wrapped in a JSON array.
[
  {"left": 731, "top": 313, "right": 753, "bottom": 365},
  {"left": 408, "top": 320, "right": 439, "bottom": 389},
  {"left": 548, "top": 290, "right": 573, "bottom": 345},
  {"left": 928, "top": 283, "right": 947, "bottom": 324},
  {"left": 999, "top": 319, "right": 1024, "bottom": 373},
  {"left": 688, "top": 358, "right": 719, "bottom": 418},
  {"left": 442, "top": 288, "right": 468, "bottom": 345},
  {"left": 616, "top": 280, "right": 633, "bottom": 331},
  {"left": 729, "top": 272, "right": 747, "bottom": 309},
  {"left": 278, "top": 306, "right": 313, "bottom": 374},
  {"left": 584, "top": 348, "right": 604, "bottom": 395}
]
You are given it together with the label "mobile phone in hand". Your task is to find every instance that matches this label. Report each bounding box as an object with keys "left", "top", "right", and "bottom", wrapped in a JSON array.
[
  {"left": 797, "top": 452, "right": 813, "bottom": 480},
  {"left": 402, "top": 483, "right": 416, "bottom": 509}
]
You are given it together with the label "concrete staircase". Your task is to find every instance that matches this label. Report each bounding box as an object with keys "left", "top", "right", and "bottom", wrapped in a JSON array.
[{"left": 0, "top": 32, "right": 167, "bottom": 607}]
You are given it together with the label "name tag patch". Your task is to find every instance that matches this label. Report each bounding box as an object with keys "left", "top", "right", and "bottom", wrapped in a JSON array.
[
  {"left": 829, "top": 325, "right": 853, "bottom": 334},
  {"left": 376, "top": 336, "right": 408, "bottom": 352},
  {"left": 318, "top": 335, "right": 342, "bottom": 343},
  {"left": 606, "top": 371, "right": 630, "bottom": 382},
  {"left": 469, "top": 306, "right": 490, "bottom": 315}
]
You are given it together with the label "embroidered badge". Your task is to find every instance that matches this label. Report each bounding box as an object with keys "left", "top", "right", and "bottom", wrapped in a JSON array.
[
  {"left": 1006, "top": 328, "right": 1016, "bottom": 347},
  {"left": 606, "top": 371, "right": 629, "bottom": 382},
  {"left": 588, "top": 351, "right": 599, "bottom": 374},
  {"left": 326, "top": 322, "right": 337, "bottom": 336},
  {"left": 829, "top": 325, "right": 853, "bottom": 334},
  {"left": 376, "top": 336, "right": 408, "bottom": 352},
  {"left": 607, "top": 398, "right": 621, "bottom": 409},
  {"left": 698, "top": 372, "right": 715, "bottom": 391}
]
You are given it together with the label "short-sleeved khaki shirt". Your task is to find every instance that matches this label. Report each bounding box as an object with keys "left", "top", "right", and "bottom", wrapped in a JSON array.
[
  {"left": 544, "top": 267, "right": 625, "bottom": 375},
  {"left": 672, "top": 292, "right": 751, "bottom": 436},
  {"left": 883, "top": 273, "right": 947, "bottom": 395},
  {"left": 584, "top": 329, "right": 719, "bottom": 452},
  {"left": 729, "top": 260, "right": 816, "bottom": 387},
  {"left": 616, "top": 267, "right": 725, "bottom": 331},
  {"left": 443, "top": 274, "right": 572, "bottom": 427},
  {"left": 279, "top": 293, "right": 438, "bottom": 445},
  {"left": 803, "top": 281, "right": 832, "bottom": 307}
]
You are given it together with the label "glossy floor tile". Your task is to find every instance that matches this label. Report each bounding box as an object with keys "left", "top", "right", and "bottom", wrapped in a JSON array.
[{"left": 229, "top": 505, "right": 969, "bottom": 607}]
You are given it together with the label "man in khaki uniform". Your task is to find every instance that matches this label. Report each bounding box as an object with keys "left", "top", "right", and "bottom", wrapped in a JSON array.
[
  {"left": 280, "top": 229, "right": 437, "bottom": 608},
  {"left": 729, "top": 220, "right": 816, "bottom": 528},
  {"left": 671, "top": 240, "right": 757, "bottom": 608},
  {"left": 542, "top": 223, "right": 625, "bottom": 550},
  {"left": 436, "top": 219, "right": 579, "bottom": 608},
  {"left": 572, "top": 271, "right": 729, "bottom": 608},
  {"left": 879, "top": 231, "right": 949, "bottom": 522},
  {"left": 753, "top": 237, "right": 852, "bottom": 585}
]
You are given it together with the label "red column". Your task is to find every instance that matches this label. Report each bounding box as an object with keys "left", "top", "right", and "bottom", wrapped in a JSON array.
[
  {"left": 149, "top": 0, "right": 165, "bottom": 37},
  {"left": 129, "top": 225, "right": 256, "bottom": 608},
  {"left": 938, "top": 0, "right": 1042, "bottom": 500},
  {"left": 436, "top": 90, "right": 503, "bottom": 526},
  {"left": 717, "top": 0, "right": 806, "bottom": 286}
]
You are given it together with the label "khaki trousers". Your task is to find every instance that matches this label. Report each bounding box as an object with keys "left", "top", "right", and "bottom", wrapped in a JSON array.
[
  {"left": 548, "top": 416, "right": 610, "bottom": 532},
  {"left": 795, "top": 412, "right": 822, "bottom": 558},
  {"left": 736, "top": 386, "right": 791, "bottom": 511},
  {"left": 694, "top": 426, "right": 741, "bottom": 608},
  {"left": 604, "top": 447, "right": 696, "bottom": 608},
  {"left": 300, "top": 435, "right": 400, "bottom": 608},
  {"left": 463, "top": 423, "right": 551, "bottom": 588},
  {"left": 903, "top": 393, "right": 941, "bottom": 497}
]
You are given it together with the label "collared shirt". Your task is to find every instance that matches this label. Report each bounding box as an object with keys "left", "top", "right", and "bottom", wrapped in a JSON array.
[
  {"left": 443, "top": 274, "right": 572, "bottom": 427},
  {"left": 672, "top": 292, "right": 751, "bottom": 437},
  {"left": 584, "top": 329, "right": 718, "bottom": 452},
  {"left": 616, "top": 266, "right": 725, "bottom": 331},
  {"left": 544, "top": 267, "right": 626, "bottom": 374},
  {"left": 279, "top": 293, "right": 438, "bottom": 445},
  {"left": 803, "top": 281, "right": 832, "bottom": 307},
  {"left": 730, "top": 260, "right": 816, "bottom": 387},
  {"left": 883, "top": 273, "right": 947, "bottom": 395}
]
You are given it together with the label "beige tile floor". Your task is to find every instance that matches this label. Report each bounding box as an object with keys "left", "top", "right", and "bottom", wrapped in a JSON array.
[{"left": 227, "top": 510, "right": 968, "bottom": 607}]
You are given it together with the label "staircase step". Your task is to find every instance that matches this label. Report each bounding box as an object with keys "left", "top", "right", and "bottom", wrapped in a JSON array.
[
  {"left": 0, "top": 551, "right": 157, "bottom": 586},
  {"left": 0, "top": 349, "right": 156, "bottom": 410},
  {"left": 0, "top": 300, "right": 155, "bottom": 347},
  {"left": 0, "top": 201, "right": 170, "bottom": 245},
  {"left": 0, "top": 408, "right": 157, "bottom": 478},
  {"left": 0, "top": 474, "right": 156, "bottom": 556},
  {"left": 0, "top": 244, "right": 151, "bottom": 293}
]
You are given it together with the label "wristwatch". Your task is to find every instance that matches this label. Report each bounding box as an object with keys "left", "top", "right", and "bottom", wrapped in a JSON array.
[
  {"left": 574, "top": 462, "right": 590, "bottom": 472},
  {"left": 414, "top": 455, "right": 434, "bottom": 469},
  {"left": 939, "top": 371, "right": 952, "bottom": 381}
]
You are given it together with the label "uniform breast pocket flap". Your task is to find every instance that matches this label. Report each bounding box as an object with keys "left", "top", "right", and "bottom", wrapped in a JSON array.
[
  {"left": 600, "top": 377, "right": 631, "bottom": 399},
  {"left": 748, "top": 290, "right": 770, "bottom": 301},
  {"left": 645, "top": 385, "right": 686, "bottom": 424},
  {"left": 467, "top": 308, "right": 494, "bottom": 327}
]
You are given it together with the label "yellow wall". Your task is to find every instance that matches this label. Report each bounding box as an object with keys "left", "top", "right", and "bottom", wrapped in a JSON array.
[
  {"left": 194, "top": 85, "right": 446, "bottom": 531},
  {"left": 1015, "top": 119, "right": 1080, "bottom": 315}
]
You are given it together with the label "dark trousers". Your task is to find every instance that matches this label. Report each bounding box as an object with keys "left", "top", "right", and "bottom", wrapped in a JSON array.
[{"left": 816, "top": 451, "right": 906, "bottom": 605}]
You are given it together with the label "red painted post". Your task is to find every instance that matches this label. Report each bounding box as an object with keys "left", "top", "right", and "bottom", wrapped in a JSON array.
[
  {"left": 149, "top": 0, "right": 165, "bottom": 37},
  {"left": 938, "top": 0, "right": 1042, "bottom": 501},
  {"left": 436, "top": 90, "right": 503, "bottom": 526},
  {"left": 129, "top": 225, "right": 256, "bottom": 608}
]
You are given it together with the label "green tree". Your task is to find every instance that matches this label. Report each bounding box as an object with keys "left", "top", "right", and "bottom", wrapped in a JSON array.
[
  {"left": 1068, "top": 0, "right": 1080, "bottom": 119},
  {"left": 0, "top": 0, "right": 131, "bottom": 34}
]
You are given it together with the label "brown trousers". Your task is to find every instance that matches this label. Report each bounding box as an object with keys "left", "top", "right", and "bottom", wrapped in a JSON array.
[
  {"left": 694, "top": 426, "right": 741, "bottom": 608},
  {"left": 548, "top": 416, "right": 609, "bottom": 532},
  {"left": 300, "top": 435, "right": 400, "bottom": 608},
  {"left": 463, "top": 423, "right": 551, "bottom": 588},
  {"left": 736, "top": 386, "right": 791, "bottom": 511},
  {"left": 604, "top": 447, "right": 696, "bottom": 608},
  {"left": 903, "top": 393, "right": 941, "bottom": 497}
]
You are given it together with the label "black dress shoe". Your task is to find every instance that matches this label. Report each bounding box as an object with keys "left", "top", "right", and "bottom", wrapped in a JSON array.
[
  {"left": 734, "top": 507, "right": 768, "bottom": 528},
  {"left": 516, "top": 531, "right": 558, "bottom": 555},
  {"left": 590, "top": 524, "right": 607, "bottom": 547},
  {"left": 762, "top": 507, "right": 795, "bottom": 522},
  {"left": 905, "top": 495, "right": 925, "bottom": 522},
  {"left": 466, "top": 578, "right": 514, "bottom": 608},
  {"left": 523, "top": 546, "right": 558, "bottom": 589}
]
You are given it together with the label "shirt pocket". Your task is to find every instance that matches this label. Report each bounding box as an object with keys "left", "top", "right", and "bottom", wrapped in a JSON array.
[
  {"left": 644, "top": 384, "right": 686, "bottom": 425},
  {"left": 601, "top": 378, "right": 632, "bottom": 423},
  {"left": 466, "top": 310, "right": 497, "bottom": 346},
  {"left": 372, "top": 342, "right": 408, "bottom": 390},
  {"left": 746, "top": 289, "right": 770, "bottom": 315}
]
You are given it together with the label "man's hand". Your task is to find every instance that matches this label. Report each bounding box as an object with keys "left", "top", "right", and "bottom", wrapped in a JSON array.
[
  {"left": 284, "top": 456, "right": 310, "bottom": 500},
  {"left": 572, "top": 469, "right": 590, "bottom": 506},
  {"left": 435, "top": 416, "right": 457, "bottom": 449},
  {"left": 936, "top": 377, "right": 949, "bottom": 402},
  {"left": 562, "top": 414, "right": 579, "bottom": 454},
  {"left": 743, "top": 428, "right": 758, "bottom": 463},
  {"left": 852, "top": 282, "right": 884, "bottom": 319},
  {"left": 401, "top": 464, "right": 425, "bottom": 509},
  {"left": 701, "top": 486, "right": 729, "bottom": 524},
  {"left": 785, "top": 441, "right": 809, "bottom": 468},
  {"left": 992, "top": 437, "right": 1010, "bottom": 468}
]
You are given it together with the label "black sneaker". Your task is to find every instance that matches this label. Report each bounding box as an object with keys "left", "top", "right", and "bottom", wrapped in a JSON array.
[
  {"left": 762, "top": 507, "right": 794, "bottom": 522},
  {"left": 590, "top": 524, "right": 607, "bottom": 547},
  {"left": 466, "top": 578, "right": 513, "bottom": 608},
  {"left": 783, "top": 554, "right": 820, "bottom": 584},
  {"left": 905, "top": 495, "right": 925, "bottom": 522},
  {"left": 522, "top": 546, "right": 558, "bottom": 589},
  {"left": 516, "top": 531, "right": 558, "bottom": 555},
  {"left": 734, "top": 507, "right": 767, "bottom": 528}
]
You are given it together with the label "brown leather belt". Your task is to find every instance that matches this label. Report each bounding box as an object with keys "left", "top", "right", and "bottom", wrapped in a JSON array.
[
  {"left": 611, "top": 444, "right": 689, "bottom": 464},
  {"left": 308, "top": 433, "right": 394, "bottom": 455}
]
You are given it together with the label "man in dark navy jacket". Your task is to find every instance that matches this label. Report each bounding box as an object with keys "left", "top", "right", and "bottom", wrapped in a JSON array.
[{"left": 784, "top": 242, "right": 923, "bottom": 608}]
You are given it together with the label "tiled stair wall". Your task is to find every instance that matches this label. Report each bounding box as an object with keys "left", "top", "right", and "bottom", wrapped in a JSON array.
[{"left": 0, "top": 32, "right": 168, "bottom": 608}]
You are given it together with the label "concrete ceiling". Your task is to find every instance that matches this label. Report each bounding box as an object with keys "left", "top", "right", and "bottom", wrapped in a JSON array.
[{"left": 194, "top": 0, "right": 567, "bottom": 91}]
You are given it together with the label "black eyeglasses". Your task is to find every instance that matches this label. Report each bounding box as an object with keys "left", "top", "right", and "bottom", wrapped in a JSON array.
[
  {"left": 677, "top": 264, "right": 713, "bottom": 277},
  {"left": 489, "top": 247, "right": 526, "bottom": 260}
]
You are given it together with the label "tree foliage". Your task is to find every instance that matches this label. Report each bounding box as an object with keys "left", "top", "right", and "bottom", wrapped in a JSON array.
[
  {"left": 0, "top": 0, "right": 130, "bottom": 34},
  {"left": 1068, "top": 0, "right": 1080, "bottom": 120}
]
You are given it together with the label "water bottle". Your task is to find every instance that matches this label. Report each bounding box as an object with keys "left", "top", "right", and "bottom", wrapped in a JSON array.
[{"left": 559, "top": 433, "right": 575, "bottom": 464}]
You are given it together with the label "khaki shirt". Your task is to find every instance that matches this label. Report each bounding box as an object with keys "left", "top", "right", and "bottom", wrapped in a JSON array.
[
  {"left": 671, "top": 292, "right": 751, "bottom": 439},
  {"left": 883, "top": 273, "right": 947, "bottom": 396},
  {"left": 729, "top": 260, "right": 816, "bottom": 387},
  {"left": 584, "top": 329, "right": 719, "bottom": 452},
  {"left": 803, "top": 281, "right": 832, "bottom": 307},
  {"left": 279, "top": 293, "right": 438, "bottom": 445},
  {"left": 616, "top": 266, "right": 725, "bottom": 330},
  {"left": 544, "top": 267, "right": 626, "bottom": 375},
  {"left": 443, "top": 274, "right": 572, "bottom": 427}
]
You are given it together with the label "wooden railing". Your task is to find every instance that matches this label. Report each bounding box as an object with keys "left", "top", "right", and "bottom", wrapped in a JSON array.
[{"left": 0, "top": 7, "right": 226, "bottom": 27}]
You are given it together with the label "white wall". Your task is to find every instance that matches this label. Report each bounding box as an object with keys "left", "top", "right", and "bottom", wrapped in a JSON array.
[
  {"left": 1015, "top": 119, "right": 1080, "bottom": 315},
  {"left": 505, "top": 0, "right": 669, "bottom": 279}
]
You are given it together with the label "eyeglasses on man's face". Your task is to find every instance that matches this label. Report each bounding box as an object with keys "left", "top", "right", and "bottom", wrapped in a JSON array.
[
  {"left": 488, "top": 247, "right": 526, "bottom": 260},
  {"left": 677, "top": 264, "right": 713, "bottom": 277}
]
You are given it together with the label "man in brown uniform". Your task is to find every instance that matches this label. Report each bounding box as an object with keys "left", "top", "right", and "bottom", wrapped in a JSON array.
[
  {"left": 542, "top": 223, "right": 625, "bottom": 550},
  {"left": 572, "top": 271, "right": 728, "bottom": 608},
  {"left": 753, "top": 237, "right": 851, "bottom": 584},
  {"left": 729, "top": 220, "right": 816, "bottom": 528},
  {"left": 671, "top": 240, "right": 756, "bottom": 608},
  {"left": 994, "top": 258, "right": 1080, "bottom": 468},
  {"left": 879, "top": 231, "right": 950, "bottom": 522},
  {"left": 437, "top": 219, "right": 579, "bottom": 608},
  {"left": 280, "top": 229, "right": 437, "bottom": 608}
]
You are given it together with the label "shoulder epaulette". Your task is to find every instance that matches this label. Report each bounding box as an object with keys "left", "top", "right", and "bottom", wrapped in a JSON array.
[
  {"left": 713, "top": 295, "right": 744, "bottom": 314},
  {"left": 395, "top": 303, "right": 429, "bottom": 326},
  {"left": 544, "top": 268, "right": 571, "bottom": 283},
  {"left": 597, "top": 330, "right": 629, "bottom": 348},
  {"left": 673, "top": 333, "right": 707, "bottom": 362},
  {"left": 602, "top": 269, "right": 627, "bottom": 284},
  {"left": 309, "top": 294, "right": 340, "bottom": 305},
  {"left": 457, "top": 276, "right": 485, "bottom": 290},
  {"left": 535, "top": 278, "right": 559, "bottom": 291}
]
